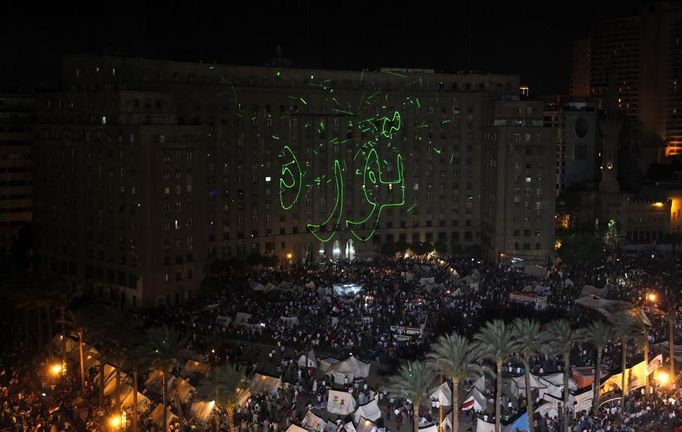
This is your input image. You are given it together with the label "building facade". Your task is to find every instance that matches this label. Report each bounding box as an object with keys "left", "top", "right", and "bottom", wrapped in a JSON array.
[
  {"left": 0, "top": 93, "right": 33, "bottom": 267},
  {"left": 34, "top": 55, "right": 556, "bottom": 306}
]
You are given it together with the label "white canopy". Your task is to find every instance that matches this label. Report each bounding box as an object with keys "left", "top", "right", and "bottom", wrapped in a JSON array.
[
  {"left": 120, "top": 386, "right": 151, "bottom": 411},
  {"left": 172, "top": 377, "right": 195, "bottom": 403},
  {"left": 418, "top": 425, "right": 437, "bottom": 432},
  {"left": 355, "top": 418, "right": 378, "bottom": 432},
  {"left": 353, "top": 398, "right": 381, "bottom": 424},
  {"left": 510, "top": 374, "right": 547, "bottom": 396},
  {"left": 302, "top": 410, "right": 327, "bottom": 432},
  {"left": 250, "top": 373, "right": 282, "bottom": 395},
  {"left": 183, "top": 359, "right": 210, "bottom": 376},
  {"left": 475, "top": 419, "right": 496, "bottom": 432},
  {"left": 327, "top": 389, "right": 357, "bottom": 415},
  {"left": 461, "top": 387, "right": 487, "bottom": 412},
  {"left": 150, "top": 404, "right": 178, "bottom": 428},
  {"left": 298, "top": 349, "right": 318, "bottom": 368},
  {"left": 190, "top": 401, "right": 215, "bottom": 422},
  {"left": 429, "top": 381, "right": 452, "bottom": 406},
  {"left": 144, "top": 369, "right": 174, "bottom": 394},
  {"left": 329, "top": 356, "right": 370, "bottom": 379}
]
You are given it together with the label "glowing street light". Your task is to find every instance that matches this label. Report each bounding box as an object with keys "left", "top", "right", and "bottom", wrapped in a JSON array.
[
  {"left": 656, "top": 370, "right": 670, "bottom": 387},
  {"left": 648, "top": 293, "right": 657, "bottom": 303},
  {"left": 108, "top": 414, "right": 123, "bottom": 430},
  {"left": 49, "top": 362, "right": 64, "bottom": 376}
]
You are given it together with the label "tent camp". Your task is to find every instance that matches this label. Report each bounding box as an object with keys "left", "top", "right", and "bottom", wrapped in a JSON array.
[
  {"left": 429, "top": 381, "right": 452, "bottom": 406},
  {"left": 510, "top": 374, "right": 547, "bottom": 397},
  {"left": 150, "top": 404, "right": 178, "bottom": 428},
  {"left": 298, "top": 349, "right": 318, "bottom": 368},
  {"left": 250, "top": 373, "right": 282, "bottom": 395},
  {"left": 353, "top": 398, "right": 381, "bottom": 424},
  {"left": 190, "top": 401, "right": 215, "bottom": 422},
  {"left": 327, "top": 389, "right": 357, "bottom": 415},
  {"left": 183, "top": 359, "right": 210, "bottom": 377},
  {"left": 302, "top": 410, "right": 327, "bottom": 432},
  {"left": 328, "top": 356, "right": 370, "bottom": 379}
]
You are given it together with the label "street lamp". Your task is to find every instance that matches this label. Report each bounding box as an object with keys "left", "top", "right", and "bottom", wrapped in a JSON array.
[
  {"left": 108, "top": 413, "right": 125, "bottom": 430},
  {"left": 648, "top": 292, "right": 657, "bottom": 303},
  {"left": 655, "top": 370, "right": 670, "bottom": 387},
  {"left": 49, "top": 362, "right": 65, "bottom": 377}
]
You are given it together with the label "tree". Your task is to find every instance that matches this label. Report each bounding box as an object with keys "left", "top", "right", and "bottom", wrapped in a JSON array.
[
  {"left": 474, "top": 320, "right": 518, "bottom": 432},
  {"left": 427, "top": 333, "right": 480, "bottom": 432},
  {"left": 512, "top": 319, "right": 542, "bottom": 432},
  {"left": 611, "top": 311, "right": 635, "bottom": 413},
  {"left": 666, "top": 309, "right": 676, "bottom": 381},
  {"left": 386, "top": 360, "right": 435, "bottom": 431},
  {"left": 583, "top": 320, "right": 611, "bottom": 416},
  {"left": 138, "top": 326, "right": 191, "bottom": 431},
  {"left": 57, "top": 309, "right": 88, "bottom": 392},
  {"left": 434, "top": 239, "right": 448, "bottom": 254},
  {"left": 544, "top": 320, "right": 581, "bottom": 432},
  {"left": 196, "top": 362, "right": 245, "bottom": 432},
  {"left": 633, "top": 316, "right": 650, "bottom": 395}
]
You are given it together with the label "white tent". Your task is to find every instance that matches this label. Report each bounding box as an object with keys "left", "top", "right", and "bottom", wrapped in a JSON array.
[
  {"left": 302, "top": 410, "right": 327, "bottom": 432},
  {"left": 150, "top": 404, "right": 178, "bottom": 428},
  {"left": 144, "top": 370, "right": 174, "bottom": 394},
  {"left": 355, "top": 418, "right": 378, "bottom": 432},
  {"left": 281, "top": 316, "right": 300, "bottom": 328},
  {"left": 353, "top": 398, "right": 381, "bottom": 424},
  {"left": 461, "top": 387, "right": 487, "bottom": 412},
  {"left": 250, "top": 373, "right": 282, "bottom": 395},
  {"left": 120, "top": 387, "right": 151, "bottom": 411},
  {"left": 320, "top": 357, "right": 339, "bottom": 373},
  {"left": 329, "top": 356, "right": 370, "bottom": 379},
  {"left": 327, "top": 389, "right": 357, "bottom": 415},
  {"left": 510, "top": 374, "right": 547, "bottom": 396},
  {"left": 190, "top": 401, "right": 215, "bottom": 422},
  {"left": 343, "top": 422, "right": 357, "bottom": 432},
  {"left": 298, "top": 349, "right": 318, "bottom": 368},
  {"left": 234, "top": 312, "right": 252, "bottom": 326},
  {"left": 172, "top": 377, "right": 195, "bottom": 403},
  {"left": 286, "top": 425, "right": 309, "bottom": 432},
  {"left": 184, "top": 359, "right": 210, "bottom": 376},
  {"left": 475, "top": 419, "right": 496, "bottom": 432},
  {"left": 429, "top": 382, "right": 452, "bottom": 406},
  {"left": 418, "top": 425, "right": 438, "bottom": 432},
  {"left": 331, "top": 372, "right": 355, "bottom": 385}
]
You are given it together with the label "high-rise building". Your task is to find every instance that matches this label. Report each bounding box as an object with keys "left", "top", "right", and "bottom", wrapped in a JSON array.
[
  {"left": 569, "top": 39, "right": 591, "bottom": 97},
  {"left": 544, "top": 96, "right": 599, "bottom": 195},
  {"left": 584, "top": 2, "right": 682, "bottom": 172},
  {"left": 34, "top": 55, "right": 556, "bottom": 306},
  {"left": 0, "top": 93, "right": 33, "bottom": 267}
]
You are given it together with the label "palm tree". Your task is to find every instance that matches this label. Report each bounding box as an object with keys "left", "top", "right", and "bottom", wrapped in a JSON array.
[
  {"left": 512, "top": 318, "right": 542, "bottom": 432},
  {"left": 544, "top": 319, "right": 581, "bottom": 432},
  {"left": 126, "top": 339, "right": 152, "bottom": 432},
  {"left": 666, "top": 309, "right": 676, "bottom": 381},
  {"left": 474, "top": 320, "right": 517, "bottom": 432},
  {"left": 633, "top": 315, "right": 650, "bottom": 395},
  {"left": 427, "top": 332, "right": 480, "bottom": 432},
  {"left": 611, "top": 311, "right": 635, "bottom": 413},
  {"left": 138, "top": 325, "right": 190, "bottom": 431},
  {"left": 196, "top": 362, "right": 245, "bottom": 432},
  {"left": 386, "top": 360, "right": 435, "bottom": 432},
  {"left": 57, "top": 309, "right": 88, "bottom": 391},
  {"left": 583, "top": 320, "right": 611, "bottom": 416}
]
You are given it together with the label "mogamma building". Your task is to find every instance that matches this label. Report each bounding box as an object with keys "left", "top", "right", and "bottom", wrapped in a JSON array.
[{"left": 34, "top": 55, "right": 555, "bottom": 306}]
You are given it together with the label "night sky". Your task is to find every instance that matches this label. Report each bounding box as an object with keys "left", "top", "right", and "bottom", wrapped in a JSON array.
[{"left": 1, "top": 0, "right": 653, "bottom": 95}]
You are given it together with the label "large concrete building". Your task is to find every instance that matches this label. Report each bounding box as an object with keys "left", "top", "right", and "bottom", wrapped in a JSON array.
[
  {"left": 0, "top": 93, "right": 33, "bottom": 267},
  {"left": 574, "top": 2, "right": 682, "bottom": 173},
  {"left": 34, "top": 55, "right": 556, "bottom": 306}
]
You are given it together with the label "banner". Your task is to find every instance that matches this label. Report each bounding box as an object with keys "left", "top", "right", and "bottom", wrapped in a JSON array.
[
  {"left": 648, "top": 354, "right": 663, "bottom": 375},
  {"left": 574, "top": 390, "right": 593, "bottom": 414}
]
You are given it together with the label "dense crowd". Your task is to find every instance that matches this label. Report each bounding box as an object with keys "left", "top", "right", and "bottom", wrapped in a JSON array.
[{"left": 1, "top": 248, "right": 682, "bottom": 431}]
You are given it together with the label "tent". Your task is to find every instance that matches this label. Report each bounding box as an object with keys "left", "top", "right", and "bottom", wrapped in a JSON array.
[
  {"left": 319, "top": 358, "right": 339, "bottom": 373},
  {"left": 234, "top": 312, "right": 252, "bottom": 326},
  {"left": 302, "top": 410, "right": 327, "bottom": 432},
  {"left": 298, "top": 349, "right": 318, "bottom": 368},
  {"left": 579, "top": 285, "right": 607, "bottom": 298},
  {"left": 329, "top": 356, "right": 370, "bottom": 379},
  {"left": 184, "top": 359, "right": 210, "bottom": 376},
  {"left": 144, "top": 370, "right": 175, "bottom": 395},
  {"left": 330, "top": 372, "right": 355, "bottom": 385},
  {"left": 475, "top": 419, "right": 496, "bottom": 432},
  {"left": 281, "top": 316, "right": 300, "bottom": 328},
  {"left": 190, "top": 401, "right": 215, "bottom": 422},
  {"left": 574, "top": 389, "right": 594, "bottom": 414},
  {"left": 510, "top": 374, "right": 547, "bottom": 397},
  {"left": 353, "top": 398, "right": 381, "bottom": 424},
  {"left": 327, "top": 389, "right": 357, "bottom": 415},
  {"left": 429, "top": 381, "right": 452, "bottom": 407},
  {"left": 250, "top": 373, "right": 282, "bottom": 395},
  {"left": 418, "top": 425, "right": 437, "bottom": 432},
  {"left": 355, "top": 418, "right": 378, "bottom": 432},
  {"left": 286, "top": 425, "right": 309, "bottom": 432},
  {"left": 503, "top": 413, "right": 529, "bottom": 432},
  {"left": 172, "top": 377, "right": 195, "bottom": 403},
  {"left": 575, "top": 295, "right": 651, "bottom": 326},
  {"left": 150, "top": 404, "right": 178, "bottom": 428},
  {"left": 120, "top": 387, "right": 151, "bottom": 411},
  {"left": 461, "top": 387, "right": 487, "bottom": 412}
]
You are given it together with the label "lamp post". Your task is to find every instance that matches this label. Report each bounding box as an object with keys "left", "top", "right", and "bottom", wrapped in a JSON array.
[{"left": 286, "top": 252, "right": 293, "bottom": 268}]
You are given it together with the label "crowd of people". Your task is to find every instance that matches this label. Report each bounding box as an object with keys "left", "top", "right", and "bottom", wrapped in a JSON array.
[{"left": 1, "top": 247, "right": 682, "bottom": 431}]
